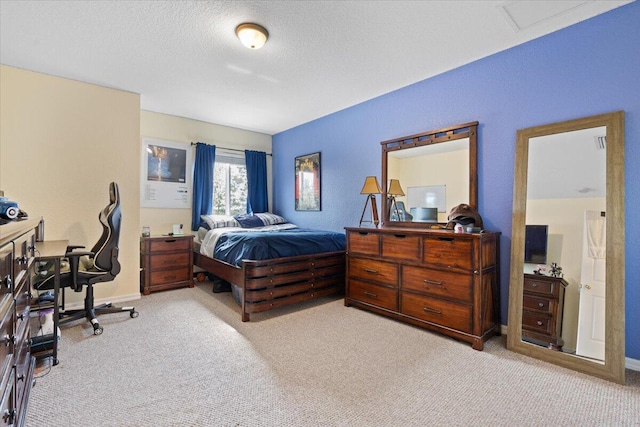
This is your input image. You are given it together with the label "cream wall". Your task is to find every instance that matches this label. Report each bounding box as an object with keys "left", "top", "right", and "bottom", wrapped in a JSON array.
[
  {"left": 525, "top": 197, "right": 606, "bottom": 352},
  {"left": 140, "top": 110, "right": 272, "bottom": 235},
  {"left": 0, "top": 65, "right": 141, "bottom": 305},
  {"left": 388, "top": 148, "right": 468, "bottom": 222}
]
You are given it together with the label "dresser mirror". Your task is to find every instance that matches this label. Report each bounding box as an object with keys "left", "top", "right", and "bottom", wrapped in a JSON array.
[
  {"left": 381, "top": 122, "right": 478, "bottom": 227},
  {"left": 507, "top": 111, "right": 625, "bottom": 384}
]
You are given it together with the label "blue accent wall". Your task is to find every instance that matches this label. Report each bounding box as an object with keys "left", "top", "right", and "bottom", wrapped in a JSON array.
[{"left": 273, "top": 2, "right": 640, "bottom": 359}]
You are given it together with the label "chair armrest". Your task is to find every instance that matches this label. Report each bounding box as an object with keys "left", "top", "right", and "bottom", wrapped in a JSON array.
[
  {"left": 66, "top": 245, "right": 86, "bottom": 252},
  {"left": 65, "top": 250, "right": 95, "bottom": 291}
]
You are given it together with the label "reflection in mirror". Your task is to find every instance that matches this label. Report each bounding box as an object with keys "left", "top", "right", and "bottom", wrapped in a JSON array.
[
  {"left": 523, "top": 127, "right": 607, "bottom": 361},
  {"left": 381, "top": 122, "right": 478, "bottom": 228},
  {"left": 387, "top": 139, "right": 469, "bottom": 223},
  {"left": 507, "top": 111, "right": 625, "bottom": 384}
]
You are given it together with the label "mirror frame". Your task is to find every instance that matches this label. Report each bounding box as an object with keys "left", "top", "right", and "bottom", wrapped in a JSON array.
[
  {"left": 380, "top": 121, "right": 478, "bottom": 228},
  {"left": 507, "top": 111, "right": 625, "bottom": 384}
]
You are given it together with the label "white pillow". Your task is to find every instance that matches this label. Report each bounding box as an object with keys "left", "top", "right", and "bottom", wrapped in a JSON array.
[
  {"left": 200, "top": 215, "right": 241, "bottom": 229},
  {"left": 254, "top": 213, "right": 288, "bottom": 226}
]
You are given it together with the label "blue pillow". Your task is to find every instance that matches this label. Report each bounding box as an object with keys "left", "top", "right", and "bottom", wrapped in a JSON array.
[{"left": 234, "top": 214, "right": 264, "bottom": 228}]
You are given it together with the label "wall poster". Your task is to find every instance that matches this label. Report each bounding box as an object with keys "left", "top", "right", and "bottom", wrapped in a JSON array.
[
  {"left": 295, "top": 152, "right": 321, "bottom": 211},
  {"left": 140, "top": 138, "right": 192, "bottom": 209}
]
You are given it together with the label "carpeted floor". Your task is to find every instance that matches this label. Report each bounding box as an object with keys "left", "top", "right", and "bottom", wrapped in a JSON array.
[{"left": 26, "top": 281, "right": 640, "bottom": 426}]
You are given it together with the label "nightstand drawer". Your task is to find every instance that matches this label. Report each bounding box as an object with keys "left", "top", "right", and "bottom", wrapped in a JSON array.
[
  {"left": 523, "top": 294, "right": 553, "bottom": 314},
  {"left": 523, "top": 277, "right": 557, "bottom": 296},
  {"left": 149, "top": 238, "right": 191, "bottom": 253},
  {"left": 522, "top": 311, "right": 552, "bottom": 334},
  {"left": 402, "top": 266, "right": 472, "bottom": 303},
  {"left": 348, "top": 279, "right": 397, "bottom": 311},
  {"left": 149, "top": 267, "right": 191, "bottom": 286},
  {"left": 149, "top": 253, "right": 190, "bottom": 270}
]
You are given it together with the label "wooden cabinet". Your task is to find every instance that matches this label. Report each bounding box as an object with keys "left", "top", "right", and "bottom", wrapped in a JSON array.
[
  {"left": 0, "top": 218, "right": 40, "bottom": 426},
  {"left": 140, "top": 235, "right": 194, "bottom": 295},
  {"left": 345, "top": 227, "right": 500, "bottom": 350},
  {"left": 522, "top": 273, "right": 566, "bottom": 350}
]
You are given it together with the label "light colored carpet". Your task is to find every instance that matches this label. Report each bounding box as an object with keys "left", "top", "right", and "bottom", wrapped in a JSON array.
[{"left": 26, "top": 282, "right": 639, "bottom": 426}]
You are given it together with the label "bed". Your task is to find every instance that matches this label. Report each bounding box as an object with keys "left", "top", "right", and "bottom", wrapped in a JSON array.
[{"left": 193, "top": 213, "right": 346, "bottom": 321}]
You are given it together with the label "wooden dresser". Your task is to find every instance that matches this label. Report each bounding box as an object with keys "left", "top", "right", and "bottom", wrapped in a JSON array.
[
  {"left": 0, "top": 218, "right": 40, "bottom": 426},
  {"left": 522, "top": 273, "right": 566, "bottom": 350},
  {"left": 345, "top": 226, "right": 500, "bottom": 350},
  {"left": 140, "top": 235, "right": 194, "bottom": 295}
]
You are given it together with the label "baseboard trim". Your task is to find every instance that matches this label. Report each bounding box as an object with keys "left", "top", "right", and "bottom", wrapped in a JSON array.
[
  {"left": 500, "top": 325, "right": 640, "bottom": 371},
  {"left": 61, "top": 292, "right": 141, "bottom": 311},
  {"left": 626, "top": 357, "right": 640, "bottom": 372}
]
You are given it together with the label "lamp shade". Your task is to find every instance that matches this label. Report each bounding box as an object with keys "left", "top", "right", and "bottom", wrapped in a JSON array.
[
  {"left": 360, "top": 176, "right": 382, "bottom": 195},
  {"left": 236, "top": 23, "right": 269, "bottom": 49},
  {"left": 387, "top": 179, "right": 405, "bottom": 196}
]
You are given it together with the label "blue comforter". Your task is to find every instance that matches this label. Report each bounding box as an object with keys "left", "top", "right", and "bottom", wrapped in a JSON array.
[{"left": 214, "top": 228, "right": 345, "bottom": 267}]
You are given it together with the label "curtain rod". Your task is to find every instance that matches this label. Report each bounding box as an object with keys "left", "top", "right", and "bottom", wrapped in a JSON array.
[{"left": 190, "top": 142, "right": 272, "bottom": 156}]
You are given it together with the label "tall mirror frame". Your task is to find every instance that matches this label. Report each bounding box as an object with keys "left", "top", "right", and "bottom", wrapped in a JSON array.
[
  {"left": 507, "top": 111, "right": 625, "bottom": 384},
  {"left": 380, "top": 121, "right": 478, "bottom": 228}
]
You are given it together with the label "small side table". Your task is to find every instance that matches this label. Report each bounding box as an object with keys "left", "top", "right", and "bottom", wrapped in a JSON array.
[{"left": 140, "top": 235, "right": 194, "bottom": 295}]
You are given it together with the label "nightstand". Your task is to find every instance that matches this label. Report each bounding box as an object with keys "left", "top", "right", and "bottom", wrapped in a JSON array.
[{"left": 140, "top": 235, "right": 194, "bottom": 295}]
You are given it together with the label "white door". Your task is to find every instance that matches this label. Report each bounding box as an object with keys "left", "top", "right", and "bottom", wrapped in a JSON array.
[{"left": 576, "top": 210, "right": 606, "bottom": 361}]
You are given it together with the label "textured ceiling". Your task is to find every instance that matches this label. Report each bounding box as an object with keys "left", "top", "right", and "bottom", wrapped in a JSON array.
[{"left": 0, "top": 1, "right": 631, "bottom": 135}]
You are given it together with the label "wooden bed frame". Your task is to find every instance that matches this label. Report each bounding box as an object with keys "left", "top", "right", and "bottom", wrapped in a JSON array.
[{"left": 194, "top": 250, "right": 345, "bottom": 321}]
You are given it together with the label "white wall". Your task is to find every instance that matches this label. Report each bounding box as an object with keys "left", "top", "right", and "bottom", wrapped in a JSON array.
[
  {"left": 0, "top": 65, "right": 141, "bottom": 304},
  {"left": 140, "top": 111, "right": 272, "bottom": 235}
]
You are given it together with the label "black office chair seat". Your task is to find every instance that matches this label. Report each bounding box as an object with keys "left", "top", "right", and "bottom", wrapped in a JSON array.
[{"left": 34, "top": 182, "right": 137, "bottom": 335}]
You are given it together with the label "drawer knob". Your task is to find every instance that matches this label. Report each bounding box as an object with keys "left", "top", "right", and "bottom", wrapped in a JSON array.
[
  {"left": 423, "top": 279, "right": 442, "bottom": 286},
  {"left": 364, "top": 291, "right": 378, "bottom": 298},
  {"left": 537, "top": 320, "right": 543, "bottom": 326},
  {"left": 1, "top": 275, "right": 10, "bottom": 289},
  {"left": 423, "top": 307, "right": 442, "bottom": 315},
  {"left": 363, "top": 268, "right": 378, "bottom": 275},
  {"left": 538, "top": 302, "right": 545, "bottom": 308},
  {"left": 531, "top": 283, "right": 538, "bottom": 288}
]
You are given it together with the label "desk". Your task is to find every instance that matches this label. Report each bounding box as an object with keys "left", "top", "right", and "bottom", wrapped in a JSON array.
[{"left": 33, "top": 240, "right": 68, "bottom": 365}]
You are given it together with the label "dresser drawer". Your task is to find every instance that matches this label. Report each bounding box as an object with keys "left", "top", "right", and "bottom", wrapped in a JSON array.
[
  {"left": 349, "top": 257, "right": 398, "bottom": 286},
  {"left": 149, "top": 267, "right": 191, "bottom": 286},
  {"left": 348, "top": 279, "right": 397, "bottom": 311},
  {"left": 401, "top": 292, "right": 472, "bottom": 333},
  {"left": 402, "top": 266, "right": 472, "bottom": 303},
  {"left": 149, "top": 238, "right": 191, "bottom": 253},
  {"left": 0, "top": 244, "right": 12, "bottom": 298},
  {"left": 347, "top": 231, "right": 380, "bottom": 256},
  {"left": 0, "top": 298, "right": 14, "bottom": 383},
  {"left": 423, "top": 236, "right": 474, "bottom": 270},
  {"left": 381, "top": 233, "right": 420, "bottom": 261},
  {"left": 523, "top": 277, "right": 557, "bottom": 297},
  {"left": 523, "top": 294, "right": 553, "bottom": 314},
  {"left": 522, "top": 311, "right": 552, "bottom": 334},
  {"left": 149, "top": 252, "right": 190, "bottom": 270}
]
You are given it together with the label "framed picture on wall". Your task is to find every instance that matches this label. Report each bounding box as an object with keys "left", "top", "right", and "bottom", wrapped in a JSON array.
[{"left": 295, "top": 152, "right": 321, "bottom": 211}]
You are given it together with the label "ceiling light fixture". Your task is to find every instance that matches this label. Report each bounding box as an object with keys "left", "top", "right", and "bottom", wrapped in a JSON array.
[{"left": 235, "top": 23, "right": 269, "bottom": 49}]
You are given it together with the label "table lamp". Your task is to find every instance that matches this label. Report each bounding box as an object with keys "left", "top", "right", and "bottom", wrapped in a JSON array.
[
  {"left": 359, "top": 176, "right": 382, "bottom": 227},
  {"left": 387, "top": 179, "right": 405, "bottom": 221}
]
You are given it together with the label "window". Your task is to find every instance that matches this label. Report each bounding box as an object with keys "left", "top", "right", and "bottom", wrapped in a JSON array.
[{"left": 213, "top": 154, "right": 247, "bottom": 215}]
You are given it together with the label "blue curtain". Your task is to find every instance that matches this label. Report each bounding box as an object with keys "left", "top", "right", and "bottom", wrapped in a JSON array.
[
  {"left": 245, "top": 150, "right": 268, "bottom": 213},
  {"left": 191, "top": 143, "right": 216, "bottom": 231}
]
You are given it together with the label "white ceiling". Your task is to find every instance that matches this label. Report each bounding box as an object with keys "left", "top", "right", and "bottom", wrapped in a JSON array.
[{"left": 0, "top": 1, "right": 632, "bottom": 135}]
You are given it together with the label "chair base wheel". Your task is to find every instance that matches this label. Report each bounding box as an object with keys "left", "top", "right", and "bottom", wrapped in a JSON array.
[
  {"left": 93, "top": 325, "right": 104, "bottom": 335},
  {"left": 130, "top": 310, "right": 139, "bottom": 318}
]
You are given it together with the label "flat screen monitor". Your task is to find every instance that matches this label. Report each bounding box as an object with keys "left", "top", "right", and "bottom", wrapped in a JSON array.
[{"left": 524, "top": 225, "right": 548, "bottom": 264}]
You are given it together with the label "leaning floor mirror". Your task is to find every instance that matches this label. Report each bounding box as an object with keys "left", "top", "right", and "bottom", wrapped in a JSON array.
[{"left": 507, "top": 111, "right": 625, "bottom": 384}]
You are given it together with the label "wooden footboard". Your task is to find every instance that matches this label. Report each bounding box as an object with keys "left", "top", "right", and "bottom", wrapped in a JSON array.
[{"left": 194, "top": 251, "right": 345, "bottom": 321}]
